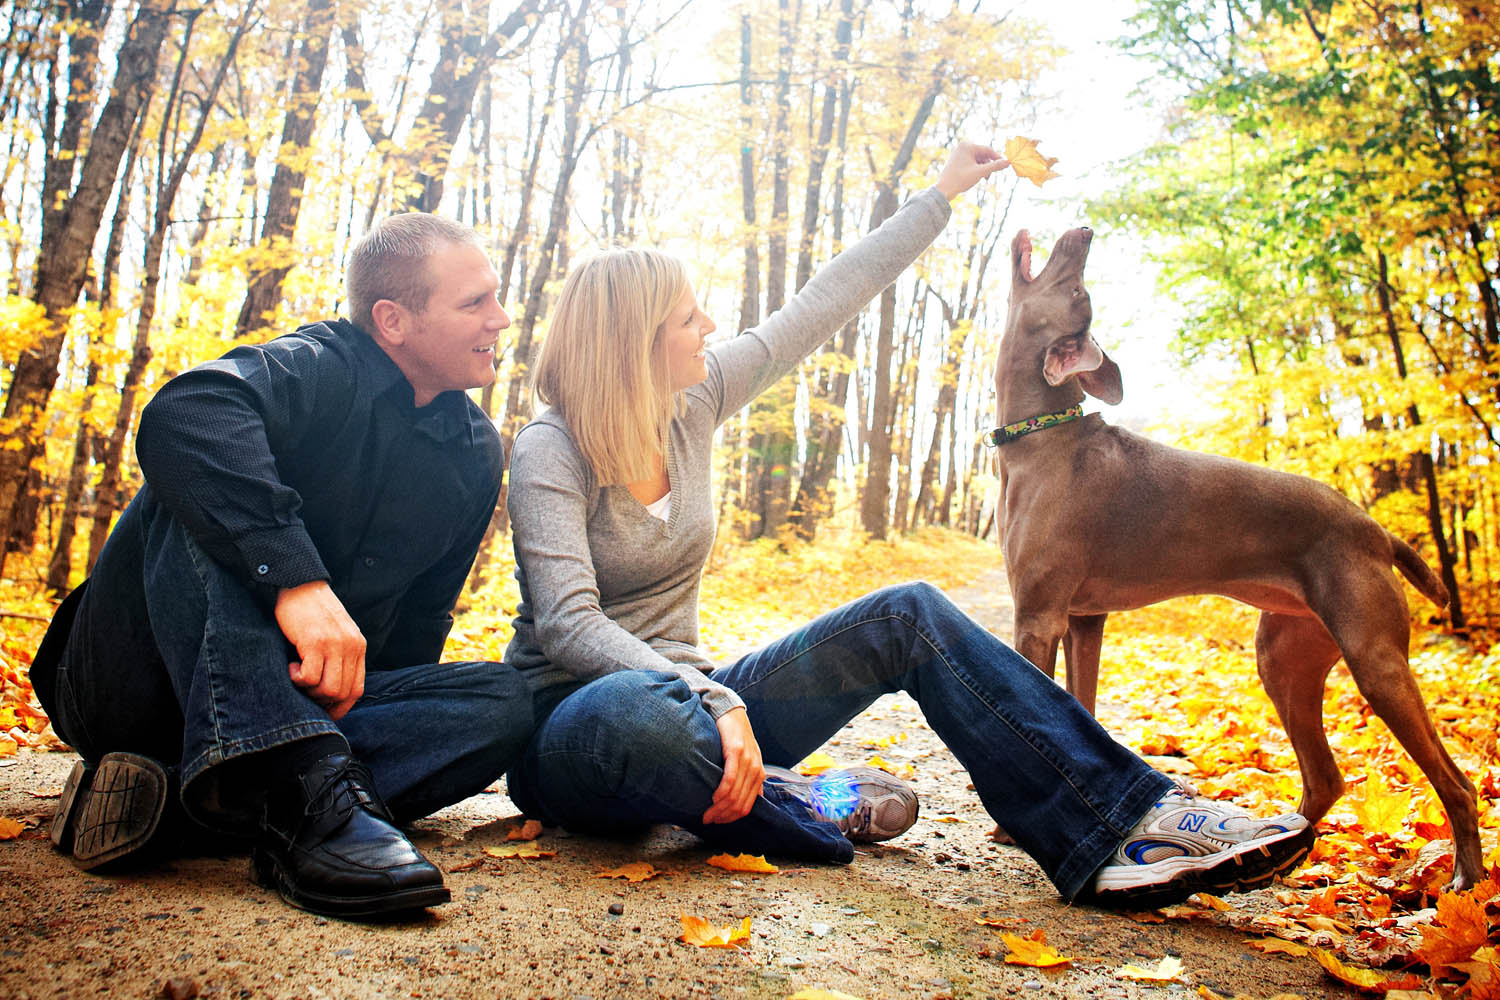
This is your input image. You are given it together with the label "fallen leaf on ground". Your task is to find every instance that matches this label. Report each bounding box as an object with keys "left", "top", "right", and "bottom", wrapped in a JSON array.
[
  {"left": 796, "top": 752, "right": 836, "bottom": 775},
  {"left": 931, "top": 815, "right": 964, "bottom": 823},
  {"left": 787, "top": 989, "right": 864, "bottom": 1000},
  {"left": 1311, "top": 948, "right": 1424, "bottom": 992},
  {"left": 0, "top": 817, "right": 24, "bottom": 839},
  {"left": 707, "top": 853, "right": 779, "bottom": 874},
  {"left": 27, "top": 787, "right": 61, "bottom": 799},
  {"left": 1247, "top": 937, "right": 1312, "bottom": 956},
  {"left": 680, "top": 913, "right": 751, "bottom": 949},
  {"left": 597, "top": 862, "right": 661, "bottom": 883},
  {"left": 1003, "top": 136, "right": 1059, "bottom": 187},
  {"left": 1191, "top": 892, "right": 1232, "bottom": 911},
  {"left": 1453, "top": 946, "right": 1500, "bottom": 1000},
  {"left": 483, "top": 843, "right": 556, "bottom": 859},
  {"left": 863, "top": 755, "right": 913, "bottom": 780},
  {"left": 1001, "top": 930, "right": 1071, "bottom": 968},
  {"left": 506, "top": 819, "right": 543, "bottom": 841},
  {"left": 1416, "top": 889, "right": 1487, "bottom": 966},
  {"left": 1118, "top": 956, "right": 1184, "bottom": 982}
]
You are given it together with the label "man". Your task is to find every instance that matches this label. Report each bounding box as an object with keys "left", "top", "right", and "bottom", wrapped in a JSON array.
[{"left": 29, "top": 214, "right": 530, "bottom": 919}]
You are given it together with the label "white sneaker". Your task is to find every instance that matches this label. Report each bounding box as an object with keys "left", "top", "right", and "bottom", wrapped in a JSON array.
[
  {"left": 1092, "top": 787, "right": 1311, "bottom": 906},
  {"left": 766, "top": 766, "right": 919, "bottom": 842}
]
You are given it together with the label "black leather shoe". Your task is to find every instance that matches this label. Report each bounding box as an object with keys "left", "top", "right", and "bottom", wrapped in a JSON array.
[
  {"left": 51, "top": 752, "right": 170, "bottom": 870},
  {"left": 251, "top": 752, "right": 450, "bottom": 919}
]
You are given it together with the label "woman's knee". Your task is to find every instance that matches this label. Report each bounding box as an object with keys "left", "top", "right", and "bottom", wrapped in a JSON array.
[{"left": 548, "top": 671, "right": 715, "bottom": 769}]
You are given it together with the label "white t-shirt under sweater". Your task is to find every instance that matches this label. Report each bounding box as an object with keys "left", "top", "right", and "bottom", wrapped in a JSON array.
[{"left": 504, "top": 187, "right": 953, "bottom": 718}]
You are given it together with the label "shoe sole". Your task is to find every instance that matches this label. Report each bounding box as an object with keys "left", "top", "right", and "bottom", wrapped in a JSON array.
[
  {"left": 50, "top": 760, "right": 92, "bottom": 851},
  {"left": 250, "top": 848, "right": 452, "bottom": 919},
  {"left": 1087, "top": 826, "right": 1315, "bottom": 910},
  {"left": 70, "top": 753, "right": 169, "bottom": 870}
]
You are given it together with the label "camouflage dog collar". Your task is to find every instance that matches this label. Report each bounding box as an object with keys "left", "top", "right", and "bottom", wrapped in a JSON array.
[{"left": 982, "top": 404, "right": 1083, "bottom": 447}]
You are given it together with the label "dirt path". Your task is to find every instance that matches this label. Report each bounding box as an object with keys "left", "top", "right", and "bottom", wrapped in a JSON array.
[{"left": 0, "top": 568, "right": 1356, "bottom": 1000}]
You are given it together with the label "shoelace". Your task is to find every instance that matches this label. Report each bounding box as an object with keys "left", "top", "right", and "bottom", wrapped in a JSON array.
[{"left": 298, "top": 759, "right": 387, "bottom": 831}]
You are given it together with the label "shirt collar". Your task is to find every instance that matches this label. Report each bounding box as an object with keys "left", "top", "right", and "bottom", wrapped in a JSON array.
[{"left": 319, "top": 320, "right": 482, "bottom": 445}]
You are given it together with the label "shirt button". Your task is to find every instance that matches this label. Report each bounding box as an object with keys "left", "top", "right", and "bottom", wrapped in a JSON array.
[
  {"left": 256, "top": 564, "right": 269, "bottom": 575},
  {"left": 364, "top": 557, "right": 376, "bottom": 567}
]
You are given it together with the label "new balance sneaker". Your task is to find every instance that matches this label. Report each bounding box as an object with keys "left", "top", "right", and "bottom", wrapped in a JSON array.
[
  {"left": 1090, "top": 787, "right": 1312, "bottom": 908},
  {"left": 765, "top": 765, "right": 919, "bottom": 842}
]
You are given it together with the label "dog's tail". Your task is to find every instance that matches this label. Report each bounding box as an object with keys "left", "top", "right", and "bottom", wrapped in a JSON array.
[{"left": 1388, "top": 531, "right": 1450, "bottom": 610}]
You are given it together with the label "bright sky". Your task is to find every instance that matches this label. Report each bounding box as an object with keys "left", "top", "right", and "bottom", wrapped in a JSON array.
[{"left": 1013, "top": 2, "right": 1198, "bottom": 432}]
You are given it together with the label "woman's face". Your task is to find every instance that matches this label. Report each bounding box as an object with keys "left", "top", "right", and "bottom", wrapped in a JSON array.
[{"left": 659, "top": 285, "right": 716, "bottom": 391}]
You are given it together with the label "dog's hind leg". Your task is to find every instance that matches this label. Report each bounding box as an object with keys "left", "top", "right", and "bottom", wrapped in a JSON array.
[
  {"left": 1063, "top": 613, "right": 1108, "bottom": 714},
  {"left": 1314, "top": 573, "right": 1482, "bottom": 890},
  {"left": 1255, "top": 611, "right": 1344, "bottom": 825}
]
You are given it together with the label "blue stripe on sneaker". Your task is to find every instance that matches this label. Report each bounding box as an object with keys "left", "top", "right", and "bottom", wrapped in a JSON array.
[{"left": 1125, "top": 839, "right": 1183, "bottom": 864}]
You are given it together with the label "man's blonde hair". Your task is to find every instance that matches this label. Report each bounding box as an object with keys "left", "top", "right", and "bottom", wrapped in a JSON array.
[
  {"left": 347, "top": 213, "right": 483, "bottom": 333},
  {"left": 531, "top": 248, "right": 690, "bottom": 485}
]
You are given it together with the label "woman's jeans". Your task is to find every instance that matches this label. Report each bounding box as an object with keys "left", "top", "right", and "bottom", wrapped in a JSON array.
[
  {"left": 508, "top": 582, "right": 1171, "bottom": 900},
  {"left": 38, "top": 491, "right": 532, "bottom": 830}
]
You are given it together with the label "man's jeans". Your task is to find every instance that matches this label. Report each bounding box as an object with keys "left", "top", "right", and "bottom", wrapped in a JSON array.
[
  {"left": 507, "top": 582, "right": 1171, "bottom": 900},
  {"left": 40, "top": 493, "right": 531, "bottom": 829}
]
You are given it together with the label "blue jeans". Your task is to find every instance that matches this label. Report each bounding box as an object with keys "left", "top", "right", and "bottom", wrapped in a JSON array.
[
  {"left": 507, "top": 582, "right": 1172, "bottom": 900},
  {"left": 41, "top": 492, "right": 532, "bottom": 829}
]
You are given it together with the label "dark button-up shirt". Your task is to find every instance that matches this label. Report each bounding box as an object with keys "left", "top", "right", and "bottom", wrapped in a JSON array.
[{"left": 134, "top": 319, "right": 503, "bottom": 669}]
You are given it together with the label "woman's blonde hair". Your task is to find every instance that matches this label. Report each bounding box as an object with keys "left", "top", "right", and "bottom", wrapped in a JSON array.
[{"left": 530, "top": 247, "right": 690, "bottom": 485}]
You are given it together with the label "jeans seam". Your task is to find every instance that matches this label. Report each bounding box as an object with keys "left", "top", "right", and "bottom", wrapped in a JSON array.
[{"left": 182, "top": 531, "right": 230, "bottom": 756}]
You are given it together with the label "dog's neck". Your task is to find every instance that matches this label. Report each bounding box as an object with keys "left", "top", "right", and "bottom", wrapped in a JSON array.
[{"left": 983, "top": 403, "right": 1084, "bottom": 447}]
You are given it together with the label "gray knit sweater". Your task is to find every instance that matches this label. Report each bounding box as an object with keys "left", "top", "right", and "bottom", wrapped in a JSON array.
[{"left": 505, "top": 186, "right": 952, "bottom": 718}]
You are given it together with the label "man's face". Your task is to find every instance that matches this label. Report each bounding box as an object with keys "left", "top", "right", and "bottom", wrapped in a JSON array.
[{"left": 388, "top": 243, "right": 509, "bottom": 406}]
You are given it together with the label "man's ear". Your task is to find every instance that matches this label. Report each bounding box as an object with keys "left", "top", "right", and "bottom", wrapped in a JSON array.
[{"left": 369, "top": 299, "right": 406, "bottom": 345}]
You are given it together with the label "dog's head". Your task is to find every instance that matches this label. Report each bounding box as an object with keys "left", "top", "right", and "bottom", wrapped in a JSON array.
[{"left": 1000, "top": 228, "right": 1121, "bottom": 406}]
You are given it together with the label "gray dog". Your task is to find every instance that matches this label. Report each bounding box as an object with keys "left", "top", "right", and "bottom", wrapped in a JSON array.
[{"left": 990, "top": 226, "right": 1481, "bottom": 891}]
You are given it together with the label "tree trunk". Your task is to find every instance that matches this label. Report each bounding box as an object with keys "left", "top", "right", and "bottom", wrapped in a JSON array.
[
  {"left": 857, "top": 79, "right": 941, "bottom": 539},
  {"left": 744, "top": 0, "right": 796, "bottom": 541},
  {"left": 0, "top": 0, "right": 170, "bottom": 569},
  {"left": 45, "top": 108, "right": 148, "bottom": 591},
  {"left": 234, "top": 0, "right": 335, "bottom": 338},
  {"left": 1376, "top": 249, "right": 1465, "bottom": 627}
]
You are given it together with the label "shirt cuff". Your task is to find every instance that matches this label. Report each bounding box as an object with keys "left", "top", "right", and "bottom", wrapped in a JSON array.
[
  {"left": 235, "top": 525, "right": 330, "bottom": 591},
  {"left": 700, "top": 682, "right": 747, "bottom": 720}
]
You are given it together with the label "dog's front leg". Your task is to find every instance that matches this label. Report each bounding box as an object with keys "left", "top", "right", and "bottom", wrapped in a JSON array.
[
  {"left": 1012, "top": 605, "right": 1069, "bottom": 682},
  {"left": 1063, "top": 613, "right": 1108, "bottom": 715}
]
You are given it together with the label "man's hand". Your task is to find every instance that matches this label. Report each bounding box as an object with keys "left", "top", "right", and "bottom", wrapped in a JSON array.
[
  {"left": 275, "top": 580, "right": 366, "bottom": 720},
  {"left": 934, "top": 140, "right": 1009, "bottom": 200},
  {"left": 702, "top": 707, "right": 765, "bottom": 825}
]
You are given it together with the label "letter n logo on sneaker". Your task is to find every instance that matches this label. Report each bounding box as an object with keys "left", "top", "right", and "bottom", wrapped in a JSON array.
[{"left": 1178, "top": 812, "right": 1207, "bottom": 833}]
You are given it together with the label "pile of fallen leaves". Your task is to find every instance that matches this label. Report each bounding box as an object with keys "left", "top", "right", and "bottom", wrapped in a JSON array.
[{"left": 1099, "top": 594, "right": 1500, "bottom": 998}]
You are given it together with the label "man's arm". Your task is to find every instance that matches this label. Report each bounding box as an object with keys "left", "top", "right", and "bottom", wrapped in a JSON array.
[{"left": 135, "top": 329, "right": 367, "bottom": 715}]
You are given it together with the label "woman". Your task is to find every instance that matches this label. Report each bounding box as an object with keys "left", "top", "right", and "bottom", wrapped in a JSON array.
[{"left": 504, "top": 142, "right": 1312, "bottom": 907}]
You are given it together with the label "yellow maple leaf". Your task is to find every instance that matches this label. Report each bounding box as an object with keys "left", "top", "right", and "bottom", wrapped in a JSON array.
[
  {"left": 787, "top": 990, "right": 864, "bottom": 1000},
  {"left": 0, "top": 817, "right": 25, "bottom": 840},
  {"left": 1311, "top": 948, "right": 1424, "bottom": 992},
  {"left": 596, "top": 862, "right": 661, "bottom": 883},
  {"left": 1118, "top": 955, "right": 1183, "bottom": 982},
  {"left": 796, "top": 752, "right": 837, "bottom": 776},
  {"left": 1348, "top": 768, "right": 1413, "bottom": 836},
  {"left": 483, "top": 843, "right": 556, "bottom": 859},
  {"left": 1001, "top": 930, "right": 1071, "bottom": 968},
  {"left": 1417, "top": 890, "right": 1488, "bottom": 966},
  {"left": 1003, "top": 136, "right": 1059, "bottom": 187},
  {"left": 679, "top": 913, "right": 751, "bottom": 949},
  {"left": 707, "top": 853, "right": 779, "bottom": 874},
  {"left": 506, "top": 818, "right": 544, "bottom": 841}
]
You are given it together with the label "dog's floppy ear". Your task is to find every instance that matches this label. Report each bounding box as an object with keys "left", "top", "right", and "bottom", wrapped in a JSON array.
[
  {"left": 1043, "top": 335, "right": 1124, "bottom": 405},
  {"left": 1079, "top": 351, "right": 1123, "bottom": 405}
]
